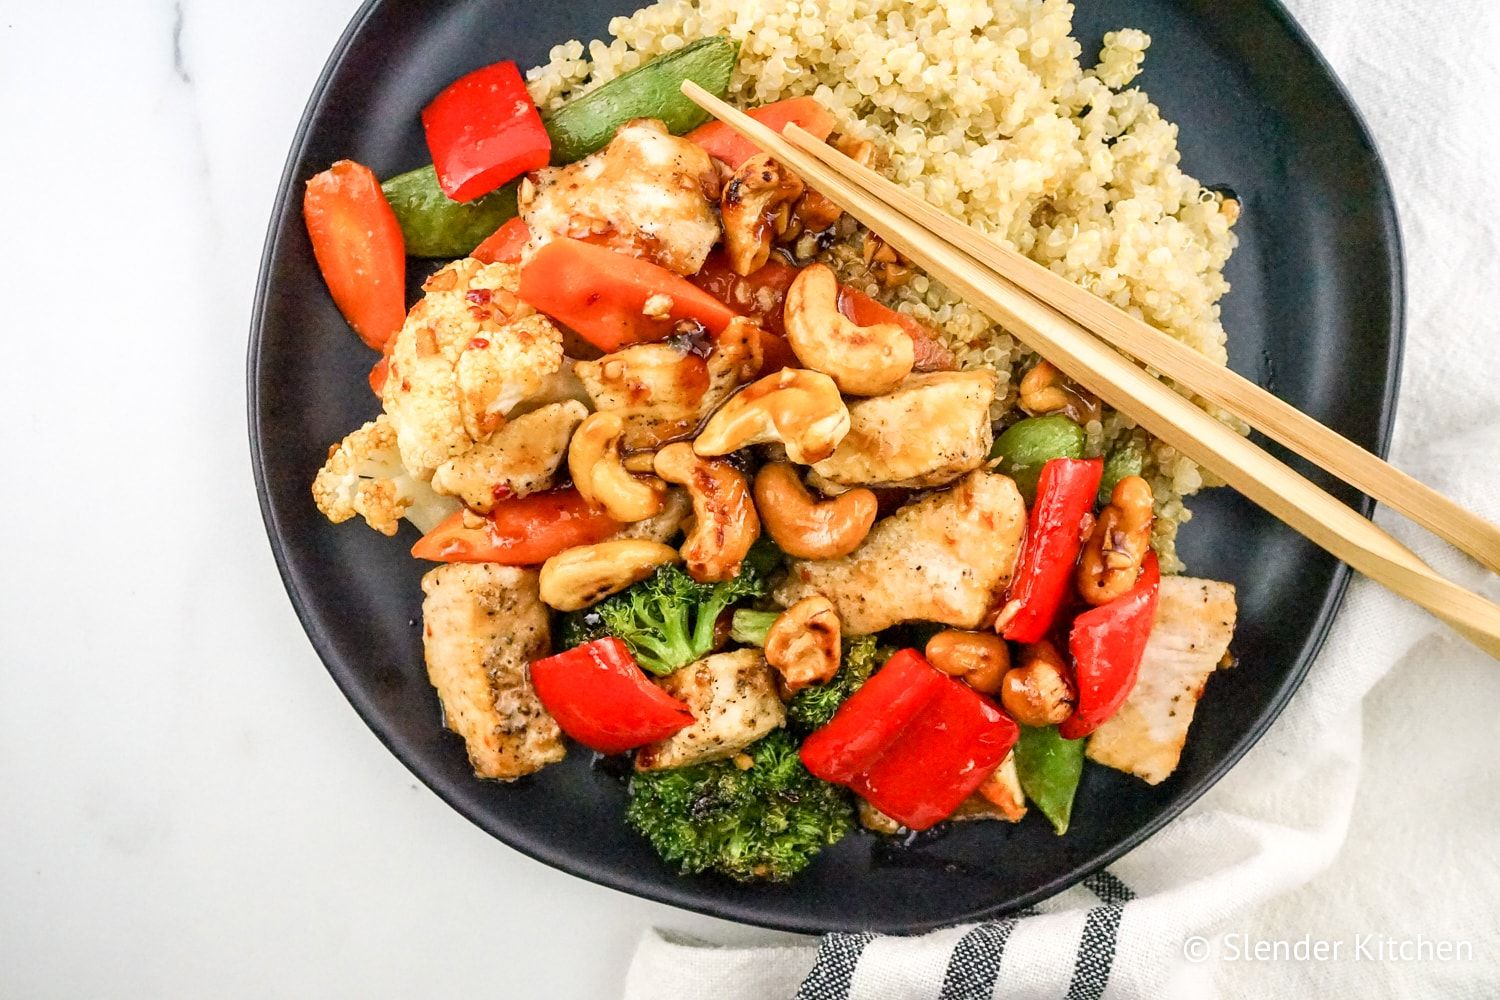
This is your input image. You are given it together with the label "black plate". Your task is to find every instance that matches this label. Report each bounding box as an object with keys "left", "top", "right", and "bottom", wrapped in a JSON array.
[{"left": 249, "top": 0, "right": 1402, "bottom": 933}]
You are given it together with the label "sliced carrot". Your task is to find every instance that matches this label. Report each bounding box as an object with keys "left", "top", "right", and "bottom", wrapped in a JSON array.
[
  {"left": 686, "top": 97, "right": 837, "bottom": 168},
  {"left": 302, "top": 160, "right": 406, "bottom": 351},
  {"left": 518, "top": 239, "right": 740, "bottom": 352}
]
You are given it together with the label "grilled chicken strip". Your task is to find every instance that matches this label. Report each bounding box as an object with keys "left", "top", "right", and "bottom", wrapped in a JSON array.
[
  {"left": 635, "top": 649, "right": 785, "bottom": 771},
  {"left": 775, "top": 470, "right": 1026, "bottom": 633},
  {"left": 420, "top": 563, "right": 566, "bottom": 780},
  {"left": 811, "top": 370, "right": 998, "bottom": 489},
  {"left": 520, "top": 118, "right": 722, "bottom": 276},
  {"left": 573, "top": 317, "right": 762, "bottom": 449},
  {"left": 1086, "top": 576, "right": 1238, "bottom": 785},
  {"left": 430, "top": 400, "right": 588, "bottom": 512}
]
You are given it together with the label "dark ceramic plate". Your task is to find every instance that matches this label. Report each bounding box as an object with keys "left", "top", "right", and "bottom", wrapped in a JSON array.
[{"left": 250, "top": 0, "right": 1402, "bottom": 933}]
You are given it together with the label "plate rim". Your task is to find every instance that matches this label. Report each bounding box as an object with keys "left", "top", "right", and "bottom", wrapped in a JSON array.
[{"left": 247, "top": 0, "right": 1405, "bottom": 934}]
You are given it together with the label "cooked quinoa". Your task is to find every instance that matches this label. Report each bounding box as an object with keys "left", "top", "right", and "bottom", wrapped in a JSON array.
[{"left": 526, "top": 0, "right": 1242, "bottom": 571}]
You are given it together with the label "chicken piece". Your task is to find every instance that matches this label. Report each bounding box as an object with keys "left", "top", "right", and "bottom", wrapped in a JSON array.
[
  {"left": 635, "top": 649, "right": 785, "bottom": 771},
  {"left": 573, "top": 317, "right": 762, "bottom": 449},
  {"left": 312, "top": 414, "right": 461, "bottom": 535},
  {"left": 520, "top": 118, "right": 722, "bottom": 276},
  {"left": 775, "top": 471, "right": 1026, "bottom": 633},
  {"left": 1086, "top": 577, "right": 1238, "bottom": 785},
  {"left": 856, "top": 751, "right": 1025, "bottom": 832},
  {"left": 811, "top": 370, "right": 998, "bottom": 489},
  {"left": 430, "top": 401, "right": 588, "bottom": 512},
  {"left": 383, "top": 259, "right": 564, "bottom": 478},
  {"left": 613, "top": 488, "right": 692, "bottom": 544},
  {"left": 420, "top": 563, "right": 566, "bottom": 780}
]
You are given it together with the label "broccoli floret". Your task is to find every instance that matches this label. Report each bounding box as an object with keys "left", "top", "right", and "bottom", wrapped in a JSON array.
[
  {"left": 786, "top": 634, "right": 889, "bottom": 731},
  {"left": 558, "top": 538, "right": 783, "bottom": 675},
  {"left": 625, "top": 730, "right": 853, "bottom": 881}
]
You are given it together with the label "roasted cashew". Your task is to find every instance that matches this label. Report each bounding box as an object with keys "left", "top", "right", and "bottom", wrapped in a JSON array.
[
  {"left": 925, "top": 629, "right": 1011, "bottom": 695},
  {"left": 568, "top": 410, "right": 666, "bottom": 523},
  {"left": 1018, "top": 359, "right": 1103, "bottom": 426},
  {"left": 752, "top": 463, "right": 876, "bottom": 560},
  {"left": 765, "top": 596, "right": 842, "bottom": 694},
  {"left": 1076, "top": 475, "right": 1154, "bottom": 605},
  {"left": 1000, "top": 640, "right": 1076, "bottom": 727},
  {"left": 784, "top": 264, "right": 913, "bottom": 396},
  {"left": 652, "top": 442, "right": 761, "bottom": 583},
  {"left": 539, "top": 540, "right": 680, "bottom": 612},
  {"left": 693, "top": 368, "right": 850, "bottom": 465},
  {"left": 721, "top": 154, "right": 804, "bottom": 276}
]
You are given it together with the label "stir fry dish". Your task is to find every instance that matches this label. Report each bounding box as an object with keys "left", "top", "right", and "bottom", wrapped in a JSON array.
[{"left": 307, "top": 19, "right": 1240, "bottom": 883}]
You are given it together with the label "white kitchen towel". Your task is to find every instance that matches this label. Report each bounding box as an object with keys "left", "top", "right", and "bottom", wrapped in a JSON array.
[{"left": 625, "top": 0, "right": 1500, "bottom": 997}]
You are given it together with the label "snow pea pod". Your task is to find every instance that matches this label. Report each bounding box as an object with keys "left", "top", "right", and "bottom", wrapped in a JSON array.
[
  {"left": 990, "top": 414, "right": 1086, "bottom": 504},
  {"left": 1098, "top": 439, "right": 1146, "bottom": 506},
  {"left": 1013, "top": 724, "right": 1085, "bottom": 835},
  {"left": 381, "top": 165, "right": 519, "bottom": 259},
  {"left": 543, "top": 36, "right": 739, "bottom": 164}
]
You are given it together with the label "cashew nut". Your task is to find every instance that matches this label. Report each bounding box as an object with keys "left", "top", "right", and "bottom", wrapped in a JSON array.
[
  {"left": 539, "top": 540, "right": 680, "bottom": 612},
  {"left": 1018, "top": 359, "right": 1102, "bottom": 426},
  {"left": 1000, "top": 640, "right": 1076, "bottom": 727},
  {"left": 721, "top": 154, "right": 805, "bottom": 276},
  {"left": 784, "top": 264, "right": 913, "bottom": 396},
  {"left": 925, "top": 629, "right": 1011, "bottom": 695},
  {"left": 1076, "top": 475, "right": 1155, "bottom": 605},
  {"left": 568, "top": 410, "right": 666, "bottom": 523},
  {"left": 693, "top": 368, "right": 850, "bottom": 465},
  {"left": 652, "top": 442, "right": 761, "bottom": 583},
  {"left": 765, "top": 596, "right": 842, "bottom": 694},
  {"left": 753, "top": 463, "right": 875, "bottom": 559}
]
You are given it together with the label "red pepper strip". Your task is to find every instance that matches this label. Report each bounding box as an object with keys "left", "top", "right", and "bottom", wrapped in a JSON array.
[
  {"left": 421, "top": 60, "right": 551, "bottom": 202},
  {"left": 800, "top": 649, "right": 1019, "bottom": 830},
  {"left": 690, "top": 251, "right": 957, "bottom": 370},
  {"left": 530, "top": 638, "right": 694, "bottom": 754},
  {"left": 1059, "top": 553, "right": 1162, "bottom": 739},
  {"left": 686, "top": 96, "right": 837, "bottom": 168},
  {"left": 472, "top": 217, "right": 531, "bottom": 265},
  {"left": 410, "top": 487, "right": 621, "bottom": 564},
  {"left": 518, "top": 239, "right": 741, "bottom": 352},
  {"left": 302, "top": 160, "right": 407, "bottom": 351},
  {"left": 800, "top": 649, "right": 945, "bottom": 781},
  {"left": 1001, "top": 457, "right": 1105, "bottom": 643}
]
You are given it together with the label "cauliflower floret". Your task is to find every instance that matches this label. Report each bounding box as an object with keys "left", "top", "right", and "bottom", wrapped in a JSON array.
[
  {"left": 382, "top": 259, "right": 564, "bottom": 478},
  {"left": 312, "top": 415, "right": 461, "bottom": 536}
]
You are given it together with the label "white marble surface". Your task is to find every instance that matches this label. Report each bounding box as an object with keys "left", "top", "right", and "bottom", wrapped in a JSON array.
[
  {"left": 3, "top": 1, "right": 1498, "bottom": 998},
  {"left": 0, "top": 2, "right": 799, "bottom": 997}
]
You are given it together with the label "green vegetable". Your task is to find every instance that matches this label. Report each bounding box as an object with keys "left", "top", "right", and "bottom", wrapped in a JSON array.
[
  {"left": 730, "top": 609, "right": 780, "bottom": 647},
  {"left": 786, "top": 634, "right": 888, "bottom": 731},
  {"left": 626, "top": 730, "right": 853, "bottom": 881},
  {"left": 990, "top": 414, "right": 1086, "bottom": 504},
  {"left": 1013, "top": 724, "right": 1085, "bottom": 835},
  {"left": 543, "top": 37, "right": 739, "bottom": 163},
  {"left": 558, "top": 539, "right": 782, "bottom": 675},
  {"left": 1098, "top": 439, "right": 1145, "bottom": 505},
  {"left": 381, "top": 165, "right": 519, "bottom": 259}
]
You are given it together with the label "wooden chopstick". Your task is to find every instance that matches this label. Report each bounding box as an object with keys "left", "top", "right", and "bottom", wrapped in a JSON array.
[
  {"left": 681, "top": 81, "right": 1500, "bottom": 658},
  {"left": 780, "top": 124, "right": 1500, "bottom": 577}
]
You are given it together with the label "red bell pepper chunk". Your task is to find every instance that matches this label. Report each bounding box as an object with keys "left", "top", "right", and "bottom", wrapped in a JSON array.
[
  {"left": 302, "top": 160, "right": 407, "bottom": 351},
  {"left": 1060, "top": 553, "right": 1162, "bottom": 739},
  {"left": 801, "top": 649, "right": 1019, "bottom": 830},
  {"left": 472, "top": 217, "right": 531, "bottom": 265},
  {"left": 518, "top": 239, "right": 742, "bottom": 352},
  {"left": 1001, "top": 457, "right": 1105, "bottom": 643},
  {"left": 410, "top": 487, "right": 621, "bottom": 564},
  {"left": 686, "top": 96, "right": 837, "bottom": 168},
  {"left": 422, "top": 60, "right": 551, "bottom": 202},
  {"left": 530, "top": 638, "right": 694, "bottom": 754}
]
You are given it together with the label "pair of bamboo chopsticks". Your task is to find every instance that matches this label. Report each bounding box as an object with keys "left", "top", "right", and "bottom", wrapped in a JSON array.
[{"left": 681, "top": 81, "right": 1500, "bottom": 659}]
